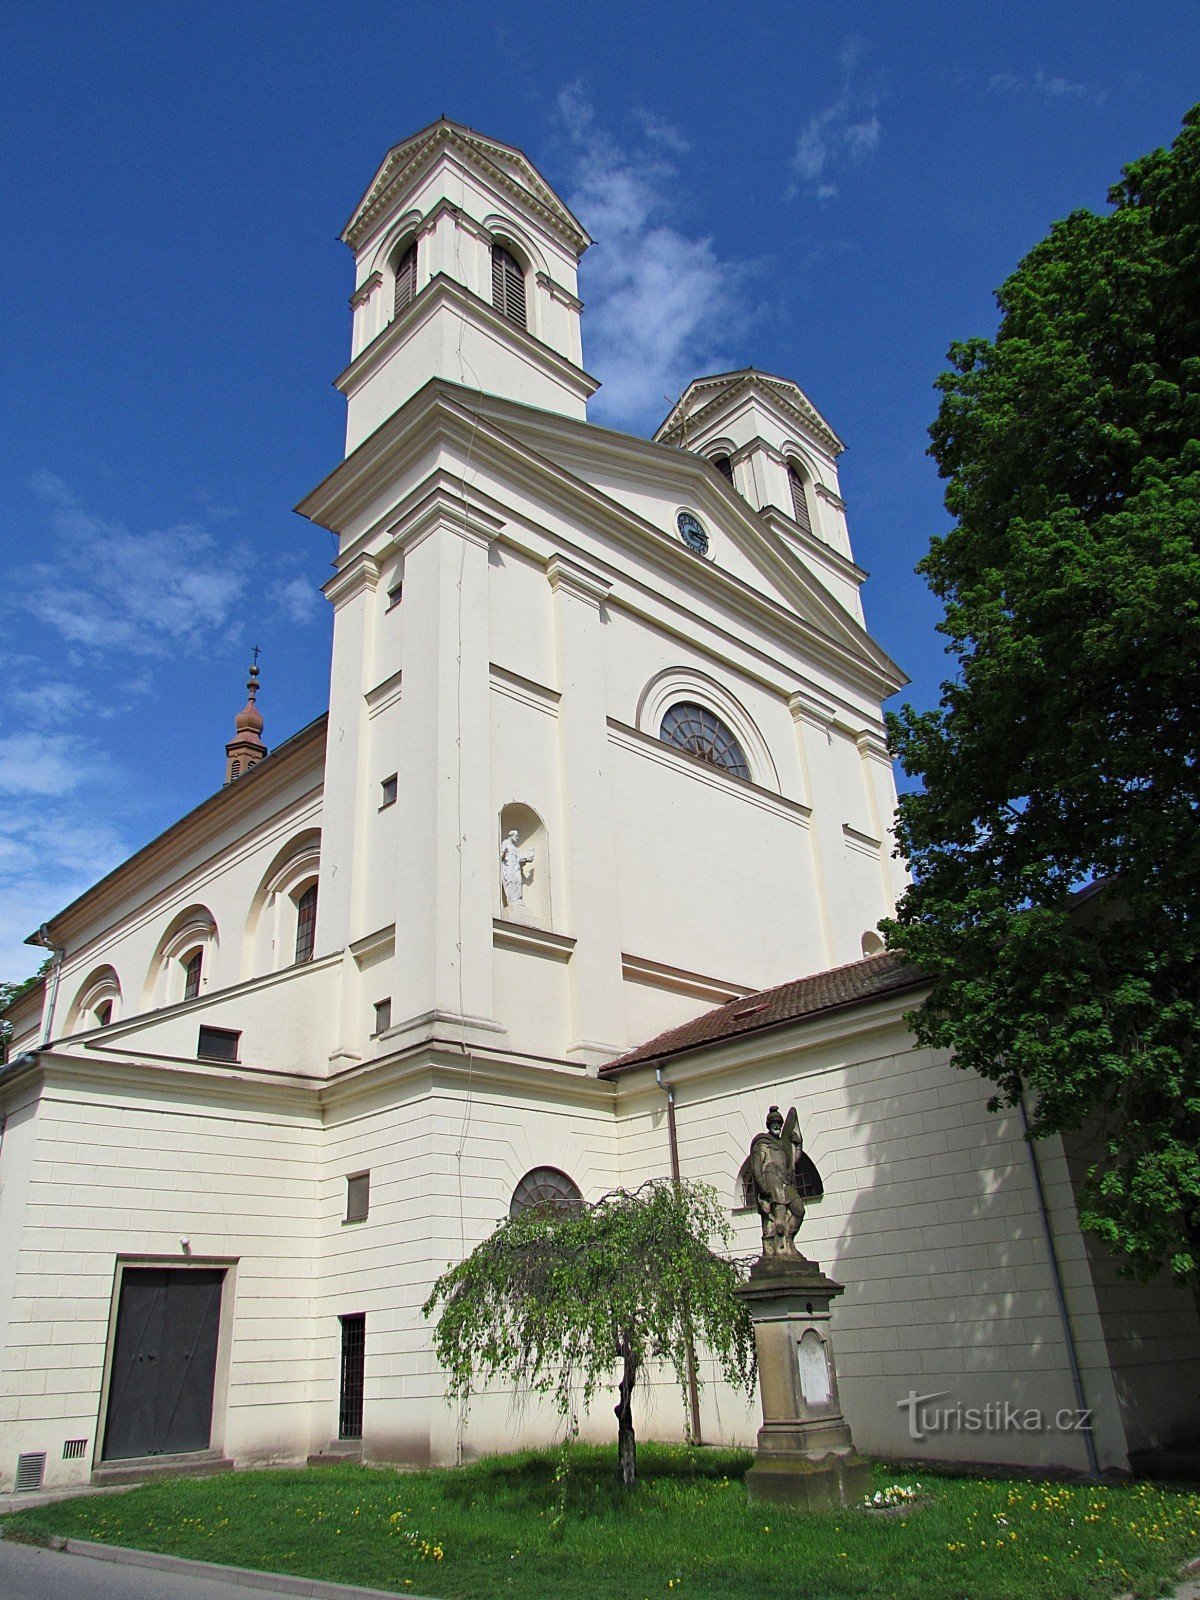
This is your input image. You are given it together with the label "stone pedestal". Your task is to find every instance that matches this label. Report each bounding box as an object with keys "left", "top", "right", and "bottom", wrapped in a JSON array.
[{"left": 735, "top": 1254, "right": 872, "bottom": 1510}]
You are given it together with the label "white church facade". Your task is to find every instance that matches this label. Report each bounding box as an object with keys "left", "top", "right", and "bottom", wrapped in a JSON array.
[{"left": 1, "top": 120, "right": 1197, "bottom": 1495}]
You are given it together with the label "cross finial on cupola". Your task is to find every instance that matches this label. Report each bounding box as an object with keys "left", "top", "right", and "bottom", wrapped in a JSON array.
[{"left": 224, "top": 649, "right": 267, "bottom": 785}]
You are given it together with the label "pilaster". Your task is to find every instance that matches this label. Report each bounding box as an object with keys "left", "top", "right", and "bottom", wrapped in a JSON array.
[
  {"left": 546, "top": 554, "right": 625, "bottom": 1068},
  {"left": 788, "top": 689, "right": 839, "bottom": 970}
]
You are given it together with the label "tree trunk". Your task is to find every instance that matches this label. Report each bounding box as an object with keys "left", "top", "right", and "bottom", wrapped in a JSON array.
[{"left": 614, "top": 1336, "right": 638, "bottom": 1486}]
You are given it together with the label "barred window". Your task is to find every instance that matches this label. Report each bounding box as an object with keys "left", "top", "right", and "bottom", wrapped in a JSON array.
[
  {"left": 491, "top": 245, "right": 527, "bottom": 328},
  {"left": 509, "top": 1166, "right": 583, "bottom": 1220},
  {"left": 295, "top": 883, "right": 318, "bottom": 964},
  {"left": 393, "top": 242, "right": 417, "bottom": 315},
  {"left": 660, "top": 702, "right": 750, "bottom": 781}
]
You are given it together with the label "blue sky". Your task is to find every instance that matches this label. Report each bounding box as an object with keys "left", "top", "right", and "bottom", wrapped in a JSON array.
[{"left": 1, "top": 1, "right": 1197, "bottom": 982}]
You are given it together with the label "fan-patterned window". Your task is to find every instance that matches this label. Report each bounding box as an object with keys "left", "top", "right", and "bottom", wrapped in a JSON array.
[
  {"left": 509, "top": 1166, "right": 583, "bottom": 1220},
  {"left": 294, "top": 883, "right": 318, "bottom": 964},
  {"left": 393, "top": 243, "right": 417, "bottom": 316},
  {"left": 491, "top": 245, "right": 527, "bottom": 328},
  {"left": 788, "top": 464, "right": 813, "bottom": 536},
  {"left": 660, "top": 702, "right": 750, "bottom": 781}
]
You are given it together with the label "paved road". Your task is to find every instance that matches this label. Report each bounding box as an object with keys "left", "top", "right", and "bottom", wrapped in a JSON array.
[{"left": 0, "top": 1538, "right": 397, "bottom": 1600}]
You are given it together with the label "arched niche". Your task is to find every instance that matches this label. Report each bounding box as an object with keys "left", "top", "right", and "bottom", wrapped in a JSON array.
[
  {"left": 145, "top": 904, "right": 219, "bottom": 1010},
  {"left": 498, "top": 802, "right": 550, "bottom": 926},
  {"left": 244, "top": 829, "right": 322, "bottom": 977},
  {"left": 69, "top": 964, "right": 122, "bottom": 1033}
]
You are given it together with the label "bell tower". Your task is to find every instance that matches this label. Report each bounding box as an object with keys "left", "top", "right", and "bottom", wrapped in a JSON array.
[{"left": 337, "top": 120, "right": 596, "bottom": 453}]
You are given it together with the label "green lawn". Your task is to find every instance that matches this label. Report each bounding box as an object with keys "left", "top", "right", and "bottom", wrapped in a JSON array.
[{"left": 4, "top": 1445, "right": 1199, "bottom": 1600}]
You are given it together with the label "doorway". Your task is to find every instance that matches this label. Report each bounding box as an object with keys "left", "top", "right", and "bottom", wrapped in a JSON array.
[{"left": 101, "top": 1267, "right": 225, "bottom": 1461}]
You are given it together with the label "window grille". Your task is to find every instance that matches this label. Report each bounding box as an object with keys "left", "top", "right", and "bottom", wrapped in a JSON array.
[
  {"left": 338, "top": 1314, "right": 366, "bottom": 1440},
  {"left": 345, "top": 1172, "right": 370, "bottom": 1223},
  {"left": 197, "top": 1025, "right": 240, "bottom": 1063},
  {"left": 659, "top": 702, "right": 750, "bottom": 781},
  {"left": 294, "top": 884, "right": 318, "bottom": 964},
  {"left": 373, "top": 998, "right": 391, "bottom": 1035},
  {"left": 393, "top": 243, "right": 417, "bottom": 315},
  {"left": 788, "top": 464, "right": 813, "bottom": 535},
  {"left": 62, "top": 1438, "right": 88, "bottom": 1460},
  {"left": 183, "top": 949, "right": 203, "bottom": 1001},
  {"left": 712, "top": 454, "right": 734, "bottom": 483},
  {"left": 509, "top": 1166, "right": 583, "bottom": 1220},
  {"left": 491, "top": 245, "right": 527, "bottom": 328}
]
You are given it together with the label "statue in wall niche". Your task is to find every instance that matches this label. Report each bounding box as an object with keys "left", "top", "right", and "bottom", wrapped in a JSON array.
[
  {"left": 499, "top": 829, "right": 535, "bottom": 908},
  {"left": 749, "top": 1105, "right": 806, "bottom": 1259}
]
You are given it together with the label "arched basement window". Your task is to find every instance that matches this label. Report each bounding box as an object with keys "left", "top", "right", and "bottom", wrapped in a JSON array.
[
  {"left": 295, "top": 883, "right": 318, "bottom": 964},
  {"left": 491, "top": 244, "right": 527, "bottom": 328},
  {"left": 660, "top": 702, "right": 750, "bottom": 781},
  {"left": 711, "top": 454, "right": 734, "bottom": 483},
  {"left": 393, "top": 242, "right": 417, "bottom": 316},
  {"left": 738, "top": 1152, "right": 824, "bottom": 1209},
  {"left": 182, "top": 948, "right": 203, "bottom": 1002},
  {"left": 788, "top": 463, "right": 813, "bottom": 536},
  {"left": 509, "top": 1166, "right": 583, "bottom": 1220}
]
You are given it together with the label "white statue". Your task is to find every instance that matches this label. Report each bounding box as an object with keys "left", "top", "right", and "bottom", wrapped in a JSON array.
[{"left": 499, "top": 829, "right": 534, "bottom": 908}]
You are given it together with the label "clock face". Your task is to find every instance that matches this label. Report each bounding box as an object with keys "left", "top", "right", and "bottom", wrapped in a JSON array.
[{"left": 677, "top": 511, "right": 709, "bottom": 556}]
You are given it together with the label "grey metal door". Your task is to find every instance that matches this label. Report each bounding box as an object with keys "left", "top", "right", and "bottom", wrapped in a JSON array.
[{"left": 102, "top": 1268, "right": 224, "bottom": 1460}]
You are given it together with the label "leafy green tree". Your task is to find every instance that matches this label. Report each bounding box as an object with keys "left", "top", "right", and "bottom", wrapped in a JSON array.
[
  {"left": 885, "top": 106, "right": 1200, "bottom": 1295},
  {"left": 0, "top": 960, "right": 50, "bottom": 1063},
  {"left": 423, "top": 1180, "right": 754, "bottom": 1485}
]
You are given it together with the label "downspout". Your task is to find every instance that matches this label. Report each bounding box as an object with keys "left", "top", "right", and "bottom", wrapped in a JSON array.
[
  {"left": 27, "top": 925, "right": 65, "bottom": 1049},
  {"left": 1019, "top": 1093, "right": 1101, "bottom": 1478},
  {"left": 656, "top": 1068, "right": 703, "bottom": 1444}
]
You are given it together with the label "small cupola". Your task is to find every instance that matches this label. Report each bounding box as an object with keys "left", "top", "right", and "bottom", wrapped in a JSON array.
[
  {"left": 337, "top": 119, "right": 597, "bottom": 452},
  {"left": 225, "top": 653, "right": 267, "bottom": 785}
]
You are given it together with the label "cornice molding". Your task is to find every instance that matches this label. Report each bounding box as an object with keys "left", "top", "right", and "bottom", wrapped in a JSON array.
[
  {"left": 334, "top": 272, "right": 598, "bottom": 405},
  {"left": 814, "top": 483, "right": 847, "bottom": 512},
  {"left": 546, "top": 551, "right": 612, "bottom": 607},
  {"left": 489, "top": 663, "right": 560, "bottom": 718},
  {"left": 760, "top": 507, "right": 867, "bottom": 587},
  {"left": 349, "top": 271, "right": 382, "bottom": 310},
  {"left": 492, "top": 918, "right": 576, "bottom": 961},
  {"left": 606, "top": 718, "right": 811, "bottom": 826},
  {"left": 657, "top": 371, "right": 844, "bottom": 457},
  {"left": 536, "top": 270, "right": 583, "bottom": 311},
  {"left": 364, "top": 669, "right": 403, "bottom": 719},
  {"left": 621, "top": 951, "right": 754, "bottom": 1004},
  {"left": 322, "top": 551, "right": 380, "bottom": 607}
]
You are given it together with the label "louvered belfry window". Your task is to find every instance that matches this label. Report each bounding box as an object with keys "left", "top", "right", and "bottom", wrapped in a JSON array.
[
  {"left": 295, "top": 883, "right": 318, "bottom": 965},
  {"left": 712, "top": 454, "right": 734, "bottom": 484},
  {"left": 392, "top": 243, "right": 417, "bottom": 316},
  {"left": 788, "top": 464, "right": 813, "bottom": 535},
  {"left": 491, "top": 245, "right": 527, "bottom": 328}
]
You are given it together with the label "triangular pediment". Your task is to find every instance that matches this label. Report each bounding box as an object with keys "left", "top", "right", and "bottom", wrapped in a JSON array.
[
  {"left": 343, "top": 120, "right": 591, "bottom": 255},
  {"left": 656, "top": 369, "right": 843, "bottom": 457}
]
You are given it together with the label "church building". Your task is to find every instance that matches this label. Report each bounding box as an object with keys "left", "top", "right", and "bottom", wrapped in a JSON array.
[{"left": 2, "top": 120, "right": 1197, "bottom": 1495}]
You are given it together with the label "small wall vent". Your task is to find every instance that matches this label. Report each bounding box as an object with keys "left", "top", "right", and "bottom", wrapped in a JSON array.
[
  {"left": 62, "top": 1438, "right": 88, "bottom": 1460},
  {"left": 15, "top": 1451, "right": 46, "bottom": 1491}
]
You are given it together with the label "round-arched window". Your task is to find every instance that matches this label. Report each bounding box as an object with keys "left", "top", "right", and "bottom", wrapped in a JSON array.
[
  {"left": 509, "top": 1166, "right": 583, "bottom": 1220},
  {"left": 660, "top": 702, "right": 750, "bottom": 780}
]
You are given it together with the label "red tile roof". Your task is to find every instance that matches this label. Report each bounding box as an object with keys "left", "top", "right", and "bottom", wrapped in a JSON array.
[{"left": 601, "top": 951, "right": 925, "bottom": 1075}]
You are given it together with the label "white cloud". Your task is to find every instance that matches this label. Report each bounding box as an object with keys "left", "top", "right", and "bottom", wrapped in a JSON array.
[
  {"left": 557, "top": 85, "right": 753, "bottom": 431},
  {"left": 0, "top": 805, "right": 129, "bottom": 983},
  {"left": 20, "top": 474, "right": 248, "bottom": 659},
  {"left": 0, "top": 732, "right": 110, "bottom": 797},
  {"left": 988, "top": 69, "right": 1106, "bottom": 104},
  {"left": 271, "top": 575, "right": 322, "bottom": 626},
  {"left": 790, "top": 42, "right": 882, "bottom": 200}
]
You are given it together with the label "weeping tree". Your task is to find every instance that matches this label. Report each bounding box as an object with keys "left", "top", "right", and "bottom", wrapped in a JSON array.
[{"left": 422, "top": 1179, "right": 755, "bottom": 1486}]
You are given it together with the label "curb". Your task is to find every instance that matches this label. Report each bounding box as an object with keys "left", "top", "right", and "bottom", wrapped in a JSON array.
[{"left": 16, "top": 1532, "right": 436, "bottom": 1600}]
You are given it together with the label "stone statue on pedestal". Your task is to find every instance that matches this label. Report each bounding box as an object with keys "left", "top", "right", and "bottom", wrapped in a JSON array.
[{"left": 749, "top": 1105, "right": 806, "bottom": 1258}]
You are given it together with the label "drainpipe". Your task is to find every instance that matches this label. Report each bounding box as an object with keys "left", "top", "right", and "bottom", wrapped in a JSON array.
[
  {"left": 656, "top": 1068, "right": 703, "bottom": 1444},
  {"left": 27, "top": 925, "right": 65, "bottom": 1049},
  {"left": 1019, "top": 1093, "right": 1101, "bottom": 1478}
]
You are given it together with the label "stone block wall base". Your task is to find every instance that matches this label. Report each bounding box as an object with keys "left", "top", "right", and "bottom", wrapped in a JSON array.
[{"left": 744, "top": 1450, "right": 873, "bottom": 1511}]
